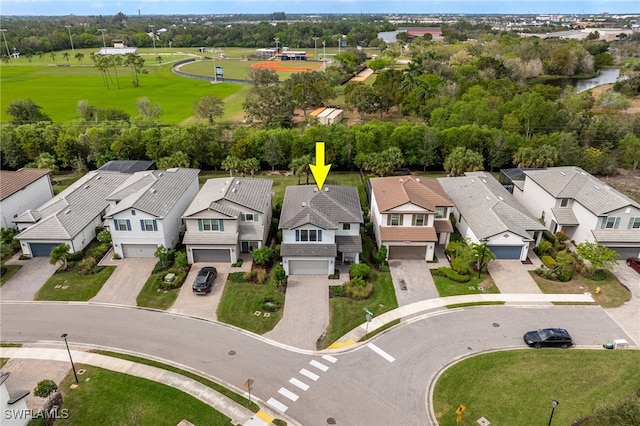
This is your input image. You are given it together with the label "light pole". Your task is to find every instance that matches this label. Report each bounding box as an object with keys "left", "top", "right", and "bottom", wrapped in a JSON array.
[
  {"left": 548, "top": 400, "right": 559, "bottom": 426},
  {"left": 65, "top": 25, "right": 74, "bottom": 55},
  {"left": 274, "top": 37, "right": 279, "bottom": 53},
  {"left": 312, "top": 36, "right": 318, "bottom": 61},
  {"left": 98, "top": 29, "right": 107, "bottom": 49},
  {"left": 0, "top": 29, "right": 11, "bottom": 61},
  {"left": 211, "top": 47, "right": 217, "bottom": 83},
  {"left": 61, "top": 333, "right": 79, "bottom": 384},
  {"left": 149, "top": 24, "right": 156, "bottom": 53},
  {"left": 322, "top": 40, "right": 325, "bottom": 64}
]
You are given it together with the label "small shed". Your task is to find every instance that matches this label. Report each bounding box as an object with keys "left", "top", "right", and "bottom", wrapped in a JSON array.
[
  {"left": 309, "top": 107, "right": 326, "bottom": 119},
  {"left": 317, "top": 108, "right": 335, "bottom": 125},
  {"left": 326, "top": 109, "right": 343, "bottom": 124}
]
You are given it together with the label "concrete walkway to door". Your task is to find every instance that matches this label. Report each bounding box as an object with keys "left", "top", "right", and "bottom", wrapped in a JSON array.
[
  {"left": 264, "top": 274, "right": 348, "bottom": 350},
  {"left": 91, "top": 258, "right": 156, "bottom": 305}
]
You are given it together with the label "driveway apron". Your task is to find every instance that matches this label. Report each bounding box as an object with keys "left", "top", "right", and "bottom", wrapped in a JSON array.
[
  {"left": 0, "top": 257, "right": 58, "bottom": 301},
  {"left": 388, "top": 260, "right": 441, "bottom": 306},
  {"left": 91, "top": 258, "right": 156, "bottom": 305},
  {"left": 488, "top": 260, "right": 543, "bottom": 294},
  {"left": 264, "top": 275, "right": 345, "bottom": 350},
  {"left": 605, "top": 260, "right": 640, "bottom": 345}
]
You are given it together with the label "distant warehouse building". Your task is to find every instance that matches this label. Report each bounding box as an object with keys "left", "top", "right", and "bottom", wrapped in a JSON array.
[{"left": 310, "top": 107, "right": 344, "bottom": 125}]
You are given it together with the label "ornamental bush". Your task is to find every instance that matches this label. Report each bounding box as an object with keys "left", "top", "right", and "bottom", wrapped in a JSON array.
[
  {"left": 436, "top": 266, "right": 470, "bottom": 282},
  {"left": 541, "top": 255, "right": 557, "bottom": 269},
  {"left": 345, "top": 278, "right": 373, "bottom": 300},
  {"left": 349, "top": 263, "right": 371, "bottom": 280},
  {"left": 451, "top": 257, "right": 470, "bottom": 275}
]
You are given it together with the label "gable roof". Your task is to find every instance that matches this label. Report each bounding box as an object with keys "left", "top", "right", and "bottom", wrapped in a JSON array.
[
  {"left": 279, "top": 185, "right": 363, "bottom": 230},
  {"left": 370, "top": 175, "right": 453, "bottom": 213},
  {"left": 105, "top": 168, "right": 200, "bottom": 219},
  {"left": 15, "top": 171, "right": 132, "bottom": 240},
  {"left": 438, "top": 172, "right": 545, "bottom": 241},
  {"left": 183, "top": 178, "right": 273, "bottom": 219},
  {"left": 523, "top": 167, "right": 640, "bottom": 216},
  {"left": 0, "top": 168, "right": 50, "bottom": 201}
]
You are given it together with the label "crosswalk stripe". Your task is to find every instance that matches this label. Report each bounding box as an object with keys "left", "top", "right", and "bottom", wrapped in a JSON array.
[
  {"left": 310, "top": 359, "right": 329, "bottom": 372},
  {"left": 322, "top": 354, "right": 338, "bottom": 363},
  {"left": 267, "top": 397, "right": 288, "bottom": 412},
  {"left": 300, "top": 368, "right": 319, "bottom": 381},
  {"left": 278, "top": 387, "right": 299, "bottom": 401},
  {"left": 367, "top": 343, "right": 396, "bottom": 363},
  {"left": 289, "top": 377, "right": 310, "bottom": 391}
]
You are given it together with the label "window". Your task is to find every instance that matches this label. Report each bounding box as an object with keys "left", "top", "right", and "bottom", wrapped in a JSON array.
[
  {"left": 114, "top": 219, "right": 131, "bottom": 231},
  {"left": 295, "top": 229, "right": 322, "bottom": 242},
  {"left": 560, "top": 198, "right": 569, "bottom": 208},
  {"left": 413, "top": 214, "right": 426, "bottom": 226},
  {"left": 241, "top": 213, "right": 258, "bottom": 222},
  {"left": 541, "top": 211, "right": 546, "bottom": 221},
  {"left": 388, "top": 214, "right": 401, "bottom": 226},
  {"left": 629, "top": 217, "right": 640, "bottom": 229},
  {"left": 342, "top": 223, "right": 351, "bottom": 230},
  {"left": 601, "top": 216, "right": 620, "bottom": 229},
  {"left": 131, "top": 209, "right": 136, "bottom": 216},
  {"left": 140, "top": 219, "right": 157, "bottom": 232},
  {"left": 199, "top": 219, "right": 224, "bottom": 232},
  {"left": 435, "top": 207, "right": 445, "bottom": 219}
]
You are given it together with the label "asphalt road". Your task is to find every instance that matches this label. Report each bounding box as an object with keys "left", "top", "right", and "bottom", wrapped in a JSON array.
[{"left": 0, "top": 302, "right": 630, "bottom": 425}]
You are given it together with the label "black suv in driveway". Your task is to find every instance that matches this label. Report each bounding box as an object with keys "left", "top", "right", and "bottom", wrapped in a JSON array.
[
  {"left": 192, "top": 267, "right": 217, "bottom": 295},
  {"left": 523, "top": 328, "right": 574, "bottom": 348}
]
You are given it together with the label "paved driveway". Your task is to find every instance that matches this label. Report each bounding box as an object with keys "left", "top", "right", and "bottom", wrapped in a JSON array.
[
  {"left": 388, "top": 260, "right": 440, "bottom": 306},
  {"left": 264, "top": 274, "right": 347, "bottom": 350},
  {"left": 0, "top": 257, "right": 58, "bottom": 300},
  {"left": 169, "top": 261, "right": 251, "bottom": 321},
  {"left": 488, "top": 260, "right": 543, "bottom": 294},
  {"left": 91, "top": 258, "right": 156, "bottom": 305},
  {"left": 606, "top": 260, "right": 640, "bottom": 345}
]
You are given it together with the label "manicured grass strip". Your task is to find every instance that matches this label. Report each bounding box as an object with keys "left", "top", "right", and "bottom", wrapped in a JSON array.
[
  {"left": 136, "top": 272, "right": 183, "bottom": 310},
  {"left": 322, "top": 271, "right": 398, "bottom": 350},
  {"left": 216, "top": 272, "right": 284, "bottom": 335},
  {"left": 432, "top": 272, "right": 500, "bottom": 298},
  {"left": 0, "top": 359, "right": 7, "bottom": 369},
  {"left": 530, "top": 270, "right": 631, "bottom": 308},
  {"left": 34, "top": 266, "right": 115, "bottom": 301},
  {"left": 0, "top": 264, "right": 22, "bottom": 286},
  {"left": 93, "top": 350, "right": 258, "bottom": 412},
  {"left": 433, "top": 349, "right": 640, "bottom": 426},
  {"left": 56, "top": 364, "right": 231, "bottom": 425}
]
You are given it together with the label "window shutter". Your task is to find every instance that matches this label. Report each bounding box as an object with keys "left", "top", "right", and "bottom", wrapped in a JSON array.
[
  {"left": 113, "top": 219, "right": 118, "bottom": 230},
  {"left": 295, "top": 230, "right": 300, "bottom": 241},
  {"left": 254, "top": 214, "right": 258, "bottom": 222},
  {"left": 140, "top": 219, "right": 145, "bottom": 231},
  {"left": 126, "top": 219, "right": 131, "bottom": 231},
  {"left": 400, "top": 215, "right": 404, "bottom": 226},
  {"left": 386, "top": 215, "right": 390, "bottom": 226},
  {"left": 153, "top": 220, "right": 158, "bottom": 231},
  {"left": 198, "top": 219, "right": 203, "bottom": 231},
  {"left": 219, "top": 220, "right": 224, "bottom": 232},
  {"left": 318, "top": 230, "right": 322, "bottom": 242},
  {"left": 601, "top": 217, "right": 607, "bottom": 229},
  {"left": 240, "top": 213, "right": 245, "bottom": 221},
  {"left": 614, "top": 217, "right": 620, "bottom": 229},
  {"left": 629, "top": 218, "right": 635, "bottom": 229}
]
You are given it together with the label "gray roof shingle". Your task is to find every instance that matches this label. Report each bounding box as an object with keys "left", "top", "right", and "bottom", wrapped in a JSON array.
[
  {"left": 336, "top": 235, "right": 363, "bottom": 253},
  {"left": 280, "top": 243, "right": 337, "bottom": 257},
  {"left": 183, "top": 178, "right": 273, "bottom": 218}
]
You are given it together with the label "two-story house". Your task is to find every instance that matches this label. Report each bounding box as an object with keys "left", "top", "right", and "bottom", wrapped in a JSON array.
[
  {"left": 104, "top": 168, "right": 200, "bottom": 258},
  {"left": 369, "top": 176, "right": 454, "bottom": 261},
  {"left": 182, "top": 178, "right": 273, "bottom": 264},
  {"left": 279, "top": 185, "right": 363, "bottom": 275},
  {"left": 0, "top": 168, "right": 53, "bottom": 230},
  {"left": 511, "top": 166, "right": 640, "bottom": 258},
  {"left": 439, "top": 172, "right": 546, "bottom": 260}
]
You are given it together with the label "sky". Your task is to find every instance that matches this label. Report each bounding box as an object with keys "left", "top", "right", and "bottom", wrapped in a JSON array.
[{"left": 1, "top": 0, "right": 639, "bottom": 16}]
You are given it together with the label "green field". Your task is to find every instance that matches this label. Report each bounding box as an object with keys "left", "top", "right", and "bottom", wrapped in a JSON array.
[{"left": 0, "top": 46, "right": 340, "bottom": 125}]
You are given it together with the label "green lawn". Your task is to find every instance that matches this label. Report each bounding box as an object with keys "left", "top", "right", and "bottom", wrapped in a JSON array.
[
  {"left": 216, "top": 270, "right": 285, "bottom": 335},
  {"left": 434, "top": 349, "right": 640, "bottom": 426},
  {"left": 530, "top": 269, "right": 631, "bottom": 308},
  {"left": 0, "top": 264, "right": 22, "bottom": 286},
  {"left": 136, "top": 270, "right": 186, "bottom": 310},
  {"left": 34, "top": 265, "right": 115, "bottom": 301},
  {"left": 432, "top": 272, "right": 500, "bottom": 297},
  {"left": 55, "top": 364, "right": 231, "bottom": 426},
  {"left": 321, "top": 270, "right": 398, "bottom": 349}
]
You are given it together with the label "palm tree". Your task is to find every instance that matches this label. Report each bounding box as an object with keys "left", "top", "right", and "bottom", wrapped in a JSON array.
[
  {"left": 75, "top": 52, "right": 84, "bottom": 63},
  {"left": 62, "top": 52, "right": 70, "bottom": 63},
  {"left": 49, "top": 243, "right": 71, "bottom": 271},
  {"left": 221, "top": 155, "right": 241, "bottom": 177},
  {"left": 156, "top": 55, "right": 163, "bottom": 65},
  {"left": 49, "top": 52, "right": 56, "bottom": 63},
  {"left": 289, "top": 155, "right": 312, "bottom": 185}
]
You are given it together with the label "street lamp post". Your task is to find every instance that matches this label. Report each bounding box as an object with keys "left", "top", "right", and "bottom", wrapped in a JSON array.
[
  {"left": 61, "top": 333, "right": 79, "bottom": 384},
  {"left": 322, "top": 40, "right": 326, "bottom": 64},
  {"left": 65, "top": 25, "right": 74, "bottom": 55},
  {"left": 548, "top": 400, "right": 559, "bottom": 426},
  {"left": 149, "top": 24, "right": 156, "bottom": 54},
  {"left": 98, "top": 29, "right": 107, "bottom": 49},
  {"left": 211, "top": 47, "right": 217, "bottom": 83},
  {"left": 312, "top": 36, "right": 318, "bottom": 61},
  {"left": 0, "top": 29, "right": 11, "bottom": 61},
  {"left": 274, "top": 37, "right": 279, "bottom": 53}
]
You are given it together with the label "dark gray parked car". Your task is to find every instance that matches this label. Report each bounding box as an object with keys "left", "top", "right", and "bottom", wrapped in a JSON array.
[
  {"left": 192, "top": 267, "right": 217, "bottom": 295},
  {"left": 523, "top": 328, "right": 573, "bottom": 348}
]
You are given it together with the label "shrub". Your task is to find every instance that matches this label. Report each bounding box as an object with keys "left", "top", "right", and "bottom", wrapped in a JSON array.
[
  {"left": 228, "top": 272, "right": 245, "bottom": 282},
  {"left": 373, "top": 245, "right": 387, "bottom": 266},
  {"left": 535, "top": 240, "right": 553, "bottom": 256},
  {"left": 174, "top": 251, "right": 188, "bottom": 269},
  {"left": 260, "top": 297, "right": 281, "bottom": 312},
  {"left": 77, "top": 256, "right": 97, "bottom": 275},
  {"left": 349, "top": 263, "right": 371, "bottom": 280},
  {"left": 554, "top": 231, "right": 568, "bottom": 242},
  {"left": 378, "top": 265, "right": 390, "bottom": 272},
  {"left": 87, "top": 243, "right": 109, "bottom": 260},
  {"left": 541, "top": 255, "right": 557, "bottom": 269},
  {"left": 451, "top": 257, "right": 470, "bottom": 275},
  {"left": 557, "top": 267, "right": 573, "bottom": 282},
  {"left": 243, "top": 270, "right": 256, "bottom": 282},
  {"left": 256, "top": 269, "right": 268, "bottom": 284},
  {"left": 328, "top": 269, "right": 340, "bottom": 279},
  {"left": 330, "top": 284, "right": 346, "bottom": 298},
  {"left": 232, "top": 258, "right": 244, "bottom": 267},
  {"left": 435, "top": 266, "right": 470, "bottom": 282},
  {"left": 446, "top": 240, "right": 469, "bottom": 258},
  {"left": 542, "top": 230, "right": 557, "bottom": 244},
  {"left": 68, "top": 251, "right": 84, "bottom": 262},
  {"left": 243, "top": 269, "right": 268, "bottom": 284},
  {"left": 252, "top": 246, "right": 274, "bottom": 266},
  {"left": 345, "top": 278, "right": 373, "bottom": 300},
  {"left": 97, "top": 230, "right": 112, "bottom": 244}
]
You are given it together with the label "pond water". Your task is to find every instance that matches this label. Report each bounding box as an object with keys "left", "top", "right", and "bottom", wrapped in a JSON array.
[{"left": 547, "top": 68, "right": 625, "bottom": 92}]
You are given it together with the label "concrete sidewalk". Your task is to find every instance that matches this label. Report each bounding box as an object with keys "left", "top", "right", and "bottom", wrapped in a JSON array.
[
  {"left": 0, "top": 347, "right": 279, "bottom": 426},
  {"left": 331, "top": 292, "right": 596, "bottom": 347}
]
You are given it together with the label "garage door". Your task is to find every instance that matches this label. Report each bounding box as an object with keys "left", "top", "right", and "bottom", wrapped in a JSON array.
[
  {"left": 488, "top": 245, "right": 522, "bottom": 259},
  {"left": 122, "top": 244, "right": 157, "bottom": 258},
  {"left": 388, "top": 245, "right": 426, "bottom": 260},
  {"left": 29, "top": 243, "right": 63, "bottom": 257},
  {"left": 289, "top": 260, "right": 329, "bottom": 275},
  {"left": 193, "top": 249, "right": 231, "bottom": 263},
  {"left": 608, "top": 246, "right": 640, "bottom": 259}
]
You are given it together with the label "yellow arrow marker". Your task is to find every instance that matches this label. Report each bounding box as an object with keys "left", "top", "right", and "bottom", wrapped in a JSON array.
[{"left": 309, "top": 142, "right": 331, "bottom": 190}]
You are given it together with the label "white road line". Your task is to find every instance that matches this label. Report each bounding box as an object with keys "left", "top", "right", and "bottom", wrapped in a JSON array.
[
  {"left": 278, "top": 387, "right": 299, "bottom": 401},
  {"left": 367, "top": 343, "right": 396, "bottom": 363},
  {"left": 309, "top": 359, "right": 329, "bottom": 372},
  {"left": 289, "top": 377, "right": 310, "bottom": 391},
  {"left": 322, "top": 354, "right": 338, "bottom": 363},
  {"left": 267, "top": 397, "right": 288, "bottom": 412},
  {"left": 300, "top": 368, "right": 320, "bottom": 381}
]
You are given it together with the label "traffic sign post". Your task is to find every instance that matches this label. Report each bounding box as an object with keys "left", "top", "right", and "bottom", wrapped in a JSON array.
[
  {"left": 364, "top": 309, "right": 373, "bottom": 339},
  {"left": 244, "top": 378, "right": 254, "bottom": 403}
]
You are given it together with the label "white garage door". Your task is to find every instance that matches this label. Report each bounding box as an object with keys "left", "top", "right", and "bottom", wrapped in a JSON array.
[
  {"left": 289, "top": 260, "right": 330, "bottom": 275},
  {"left": 608, "top": 246, "right": 640, "bottom": 259},
  {"left": 193, "top": 249, "right": 231, "bottom": 263},
  {"left": 122, "top": 244, "right": 157, "bottom": 258}
]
